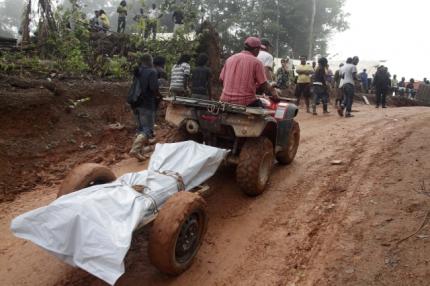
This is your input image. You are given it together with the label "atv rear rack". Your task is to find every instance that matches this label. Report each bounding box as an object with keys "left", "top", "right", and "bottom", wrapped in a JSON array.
[{"left": 164, "top": 96, "right": 275, "bottom": 116}]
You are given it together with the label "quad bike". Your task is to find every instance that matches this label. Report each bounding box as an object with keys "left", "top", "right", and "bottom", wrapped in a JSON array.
[{"left": 164, "top": 95, "right": 300, "bottom": 196}]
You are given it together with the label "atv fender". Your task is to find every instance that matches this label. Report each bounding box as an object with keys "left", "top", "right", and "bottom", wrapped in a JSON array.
[
  {"left": 223, "top": 114, "right": 277, "bottom": 138},
  {"left": 276, "top": 104, "right": 298, "bottom": 148},
  {"left": 166, "top": 104, "right": 194, "bottom": 127}
]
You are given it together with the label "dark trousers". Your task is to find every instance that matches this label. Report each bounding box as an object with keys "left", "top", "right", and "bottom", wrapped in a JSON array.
[
  {"left": 133, "top": 107, "right": 155, "bottom": 138},
  {"left": 117, "top": 16, "right": 126, "bottom": 33},
  {"left": 375, "top": 88, "right": 388, "bottom": 107},
  {"left": 342, "top": 83, "right": 354, "bottom": 114},
  {"left": 144, "top": 21, "right": 157, "bottom": 40},
  {"left": 295, "top": 83, "right": 311, "bottom": 107},
  {"left": 312, "top": 85, "right": 329, "bottom": 111}
]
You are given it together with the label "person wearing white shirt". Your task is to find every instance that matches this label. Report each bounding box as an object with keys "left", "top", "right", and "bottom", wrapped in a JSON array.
[
  {"left": 257, "top": 38, "right": 274, "bottom": 81},
  {"left": 145, "top": 4, "right": 162, "bottom": 40}
]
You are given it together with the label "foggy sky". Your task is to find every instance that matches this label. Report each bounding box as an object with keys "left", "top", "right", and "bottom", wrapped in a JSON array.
[{"left": 329, "top": 0, "right": 428, "bottom": 80}]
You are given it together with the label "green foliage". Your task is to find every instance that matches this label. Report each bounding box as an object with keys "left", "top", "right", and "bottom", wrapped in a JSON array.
[{"left": 103, "top": 55, "right": 130, "bottom": 78}]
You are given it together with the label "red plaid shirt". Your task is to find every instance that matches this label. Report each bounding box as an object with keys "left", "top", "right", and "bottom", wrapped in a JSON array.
[{"left": 220, "top": 51, "right": 267, "bottom": 106}]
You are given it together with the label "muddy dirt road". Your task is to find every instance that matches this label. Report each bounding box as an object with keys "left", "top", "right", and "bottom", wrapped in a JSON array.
[{"left": 1, "top": 105, "right": 430, "bottom": 286}]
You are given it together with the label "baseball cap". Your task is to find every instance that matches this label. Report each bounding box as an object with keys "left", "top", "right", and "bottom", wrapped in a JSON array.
[
  {"left": 260, "top": 38, "right": 272, "bottom": 47},
  {"left": 244, "top": 37, "right": 262, "bottom": 49}
]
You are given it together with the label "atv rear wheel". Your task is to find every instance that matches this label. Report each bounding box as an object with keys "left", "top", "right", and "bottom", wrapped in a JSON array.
[
  {"left": 166, "top": 127, "right": 202, "bottom": 143},
  {"left": 148, "top": 192, "right": 208, "bottom": 275},
  {"left": 276, "top": 120, "right": 300, "bottom": 165},
  {"left": 236, "top": 137, "right": 274, "bottom": 196},
  {"left": 165, "top": 127, "right": 190, "bottom": 143},
  {"left": 57, "top": 163, "right": 116, "bottom": 198}
]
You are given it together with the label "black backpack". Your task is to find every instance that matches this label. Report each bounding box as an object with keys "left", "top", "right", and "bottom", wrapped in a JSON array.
[{"left": 127, "top": 76, "right": 142, "bottom": 108}]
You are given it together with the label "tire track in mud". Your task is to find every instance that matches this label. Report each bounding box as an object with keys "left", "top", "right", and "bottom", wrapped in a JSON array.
[{"left": 215, "top": 111, "right": 425, "bottom": 286}]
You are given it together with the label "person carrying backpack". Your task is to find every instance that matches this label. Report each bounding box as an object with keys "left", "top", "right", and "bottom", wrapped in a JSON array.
[{"left": 128, "top": 54, "right": 160, "bottom": 161}]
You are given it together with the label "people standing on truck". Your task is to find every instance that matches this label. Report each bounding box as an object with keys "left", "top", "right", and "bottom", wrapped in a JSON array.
[
  {"left": 295, "top": 56, "right": 314, "bottom": 113},
  {"left": 98, "top": 10, "right": 110, "bottom": 32},
  {"left": 219, "top": 37, "right": 279, "bottom": 107},
  {"left": 191, "top": 53, "right": 212, "bottom": 100},
  {"left": 117, "top": 1, "right": 127, "bottom": 33},
  {"left": 360, "top": 69, "right": 368, "bottom": 93},
  {"left": 373, "top": 66, "right": 391, "bottom": 108},
  {"left": 145, "top": 4, "right": 163, "bottom": 40},
  {"left": 338, "top": 56, "right": 359, "bottom": 118},
  {"left": 129, "top": 54, "right": 160, "bottom": 161},
  {"left": 311, "top": 57, "right": 330, "bottom": 115},
  {"left": 170, "top": 54, "right": 191, "bottom": 97},
  {"left": 276, "top": 58, "right": 291, "bottom": 97},
  {"left": 172, "top": 8, "right": 185, "bottom": 34},
  {"left": 257, "top": 38, "right": 274, "bottom": 81}
]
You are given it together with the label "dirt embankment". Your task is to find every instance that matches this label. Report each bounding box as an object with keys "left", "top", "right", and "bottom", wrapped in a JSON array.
[{"left": 0, "top": 80, "right": 136, "bottom": 202}]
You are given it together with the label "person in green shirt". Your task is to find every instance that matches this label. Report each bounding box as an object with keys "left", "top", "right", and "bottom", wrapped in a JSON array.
[
  {"left": 117, "top": 1, "right": 127, "bottom": 33},
  {"left": 99, "top": 10, "right": 110, "bottom": 31}
]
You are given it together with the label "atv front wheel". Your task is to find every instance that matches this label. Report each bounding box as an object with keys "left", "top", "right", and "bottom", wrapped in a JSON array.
[
  {"left": 236, "top": 137, "right": 274, "bottom": 196},
  {"left": 148, "top": 192, "right": 208, "bottom": 275},
  {"left": 276, "top": 120, "right": 300, "bottom": 165},
  {"left": 57, "top": 163, "right": 116, "bottom": 198}
]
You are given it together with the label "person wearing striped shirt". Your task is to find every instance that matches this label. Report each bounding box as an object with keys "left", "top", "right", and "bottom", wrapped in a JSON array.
[{"left": 170, "top": 54, "right": 191, "bottom": 97}]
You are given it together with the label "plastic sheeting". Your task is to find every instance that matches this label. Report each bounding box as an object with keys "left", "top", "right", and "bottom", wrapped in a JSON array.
[{"left": 11, "top": 141, "right": 228, "bottom": 285}]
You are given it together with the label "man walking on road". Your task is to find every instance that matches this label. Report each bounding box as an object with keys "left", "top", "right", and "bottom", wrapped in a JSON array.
[
  {"left": 338, "top": 56, "right": 359, "bottom": 118},
  {"left": 373, "top": 67, "right": 391, "bottom": 108},
  {"left": 360, "top": 69, "right": 368, "bottom": 93},
  {"left": 295, "top": 56, "right": 314, "bottom": 113},
  {"left": 129, "top": 54, "right": 160, "bottom": 161},
  {"left": 334, "top": 63, "right": 344, "bottom": 107}
]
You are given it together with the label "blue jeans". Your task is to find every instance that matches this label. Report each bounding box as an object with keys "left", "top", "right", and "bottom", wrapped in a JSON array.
[
  {"left": 342, "top": 83, "right": 354, "bottom": 113},
  {"left": 133, "top": 107, "right": 155, "bottom": 138}
]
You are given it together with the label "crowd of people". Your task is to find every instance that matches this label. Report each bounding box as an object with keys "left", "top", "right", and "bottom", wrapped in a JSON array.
[
  {"left": 126, "top": 34, "right": 429, "bottom": 159},
  {"left": 88, "top": 1, "right": 185, "bottom": 39},
  {"left": 357, "top": 67, "right": 426, "bottom": 100}
]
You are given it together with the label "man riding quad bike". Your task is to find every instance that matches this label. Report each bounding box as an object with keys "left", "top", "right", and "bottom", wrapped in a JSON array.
[{"left": 165, "top": 37, "right": 300, "bottom": 196}]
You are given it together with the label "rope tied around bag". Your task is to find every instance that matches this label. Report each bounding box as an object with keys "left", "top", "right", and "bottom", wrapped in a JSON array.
[
  {"left": 131, "top": 170, "right": 185, "bottom": 215},
  {"left": 156, "top": 170, "right": 186, "bottom": 192}
]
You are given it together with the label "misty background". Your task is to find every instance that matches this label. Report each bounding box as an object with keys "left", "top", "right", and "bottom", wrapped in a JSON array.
[{"left": 0, "top": 0, "right": 427, "bottom": 80}]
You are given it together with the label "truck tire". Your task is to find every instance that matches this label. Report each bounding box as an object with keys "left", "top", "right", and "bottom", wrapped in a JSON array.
[
  {"left": 276, "top": 120, "right": 300, "bottom": 165},
  {"left": 57, "top": 163, "right": 116, "bottom": 198},
  {"left": 148, "top": 192, "right": 208, "bottom": 275},
  {"left": 236, "top": 137, "right": 274, "bottom": 196}
]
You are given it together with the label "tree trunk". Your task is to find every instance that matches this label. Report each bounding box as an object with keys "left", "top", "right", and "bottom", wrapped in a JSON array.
[
  {"left": 308, "top": 0, "right": 316, "bottom": 59},
  {"left": 38, "top": 0, "right": 56, "bottom": 32},
  {"left": 20, "top": 0, "right": 32, "bottom": 46}
]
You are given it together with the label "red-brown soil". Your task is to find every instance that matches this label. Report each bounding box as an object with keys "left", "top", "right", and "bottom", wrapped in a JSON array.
[{"left": 0, "top": 88, "right": 429, "bottom": 285}]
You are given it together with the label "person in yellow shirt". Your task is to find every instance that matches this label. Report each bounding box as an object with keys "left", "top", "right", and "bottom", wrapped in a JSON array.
[
  {"left": 295, "top": 56, "right": 314, "bottom": 113},
  {"left": 99, "top": 10, "right": 110, "bottom": 31}
]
